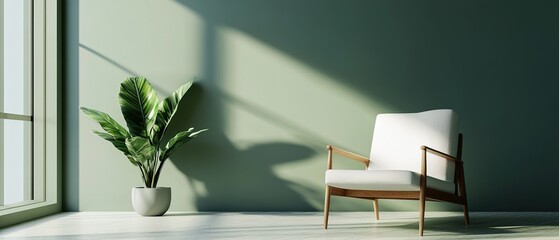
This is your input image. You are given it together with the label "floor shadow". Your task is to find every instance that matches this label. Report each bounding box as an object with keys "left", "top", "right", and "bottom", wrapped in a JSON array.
[
  {"left": 3, "top": 212, "right": 559, "bottom": 239},
  {"left": 381, "top": 213, "right": 559, "bottom": 237}
]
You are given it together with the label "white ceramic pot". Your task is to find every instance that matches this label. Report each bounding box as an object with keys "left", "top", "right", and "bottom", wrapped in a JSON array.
[{"left": 131, "top": 187, "right": 171, "bottom": 216}]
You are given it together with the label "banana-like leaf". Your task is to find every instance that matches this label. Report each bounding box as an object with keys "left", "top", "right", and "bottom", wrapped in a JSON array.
[
  {"left": 152, "top": 81, "right": 193, "bottom": 146},
  {"left": 119, "top": 77, "right": 159, "bottom": 139},
  {"left": 126, "top": 155, "right": 137, "bottom": 165},
  {"left": 125, "top": 136, "right": 156, "bottom": 165},
  {"left": 92, "top": 129, "right": 130, "bottom": 155},
  {"left": 161, "top": 128, "right": 208, "bottom": 160},
  {"left": 188, "top": 129, "right": 208, "bottom": 138},
  {"left": 81, "top": 107, "right": 130, "bottom": 139}
]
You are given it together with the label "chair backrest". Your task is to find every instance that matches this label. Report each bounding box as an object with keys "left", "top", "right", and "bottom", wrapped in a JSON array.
[{"left": 368, "top": 109, "right": 458, "bottom": 182}]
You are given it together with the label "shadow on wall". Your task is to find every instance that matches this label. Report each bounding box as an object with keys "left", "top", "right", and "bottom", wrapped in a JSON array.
[
  {"left": 63, "top": 0, "right": 80, "bottom": 211},
  {"left": 167, "top": 84, "right": 317, "bottom": 211},
  {"left": 171, "top": 0, "right": 559, "bottom": 211}
]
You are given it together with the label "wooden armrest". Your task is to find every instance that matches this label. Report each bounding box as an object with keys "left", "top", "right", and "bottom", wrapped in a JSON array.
[
  {"left": 421, "top": 145, "right": 463, "bottom": 163},
  {"left": 326, "top": 145, "right": 370, "bottom": 169}
]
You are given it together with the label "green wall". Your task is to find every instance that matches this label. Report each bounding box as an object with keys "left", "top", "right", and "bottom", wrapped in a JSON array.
[{"left": 65, "top": 0, "right": 559, "bottom": 211}]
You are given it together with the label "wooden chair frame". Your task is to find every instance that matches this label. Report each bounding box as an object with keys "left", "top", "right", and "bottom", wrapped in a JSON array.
[{"left": 323, "top": 134, "right": 469, "bottom": 236}]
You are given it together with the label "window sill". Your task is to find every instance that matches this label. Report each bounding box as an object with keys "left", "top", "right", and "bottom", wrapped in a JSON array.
[{"left": 0, "top": 200, "right": 60, "bottom": 228}]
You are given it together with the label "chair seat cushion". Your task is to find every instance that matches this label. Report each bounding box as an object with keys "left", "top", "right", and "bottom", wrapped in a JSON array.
[{"left": 325, "top": 169, "right": 455, "bottom": 193}]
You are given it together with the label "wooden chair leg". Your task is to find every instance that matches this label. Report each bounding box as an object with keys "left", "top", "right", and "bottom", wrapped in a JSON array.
[
  {"left": 419, "top": 189, "right": 426, "bottom": 236},
  {"left": 463, "top": 203, "right": 470, "bottom": 225},
  {"left": 458, "top": 165, "right": 470, "bottom": 225},
  {"left": 456, "top": 133, "right": 470, "bottom": 225},
  {"left": 324, "top": 186, "right": 331, "bottom": 229},
  {"left": 419, "top": 149, "right": 427, "bottom": 236},
  {"left": 373, "top": 199, "right": 379, "bottom": 220}
]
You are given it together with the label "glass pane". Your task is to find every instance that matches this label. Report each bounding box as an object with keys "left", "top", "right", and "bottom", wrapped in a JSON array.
[
  {"left": 1, "top": 0, "right": 33, "bottom": 116},
  {"left": 1, "top": 119, "right": 32, "bottom": 206}
]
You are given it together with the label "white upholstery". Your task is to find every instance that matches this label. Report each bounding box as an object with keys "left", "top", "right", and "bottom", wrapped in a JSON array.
[
  {"left": 325, "top": 169, "right": 455, "bottom": 193},
  {"left": 324, "top": 109, "right": 459, "bottom": 193},
  {"left": 368, "top": 109, "right": 458, "bottom": 181}
]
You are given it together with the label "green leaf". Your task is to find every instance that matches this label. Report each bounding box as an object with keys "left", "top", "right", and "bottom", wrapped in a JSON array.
[
  {"left": 125, "top": 136, "right": 156, "bottom": 164},
  {"left": 161, "top": 128, "right": 207, "bottom": 160},
  {"left": 152, "top": 81, "right": 193, "bottom": 146},
  {"left": 118, "top": 76, "right": 159, "bottom": 139},
  {"left": 80, "top": 107, "right": 130, "bottom": 139},
  {"left": 92, "top": 130, "right": 130, "bottom": 156},
  {"left": 188, "top": 129, "right": 208, "bottom": 138},
  {"left": 126, "top": 155, "right": 137, "bottom": 165}
]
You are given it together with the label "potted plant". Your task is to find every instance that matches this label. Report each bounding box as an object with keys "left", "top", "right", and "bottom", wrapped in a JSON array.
[{"left": 81, "top": 76, "right": 206, "bottom": 216}]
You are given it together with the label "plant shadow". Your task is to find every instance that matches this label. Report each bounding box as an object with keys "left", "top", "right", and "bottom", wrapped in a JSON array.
[{"left": 165, "top": 84, "right": 318, "bottom": 211}]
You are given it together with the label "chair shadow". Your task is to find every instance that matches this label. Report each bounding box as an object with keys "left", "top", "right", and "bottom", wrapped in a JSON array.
[{"left": 345, "top": 213, "right": 559, "bottom": 237}]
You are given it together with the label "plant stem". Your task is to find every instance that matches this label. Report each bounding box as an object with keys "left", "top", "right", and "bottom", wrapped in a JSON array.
[
  {"left": 137, "top": 163, "right": 148, "bottom": 187},
  {"left": 152, "top": 159, "right": 166, "bottom": 188}
]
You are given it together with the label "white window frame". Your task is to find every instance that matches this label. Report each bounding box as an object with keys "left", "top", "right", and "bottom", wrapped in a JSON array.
[{"left": 0, "top": 0, "right": 60, "bottom": 227}]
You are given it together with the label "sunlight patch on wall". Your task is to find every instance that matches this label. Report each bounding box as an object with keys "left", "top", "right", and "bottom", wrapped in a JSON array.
[
  {"left": 216, "top": 26, "right": 392, "bottom": 149},
  {"left": 80, "top": 0, "right": 203, "bottom": 94}
]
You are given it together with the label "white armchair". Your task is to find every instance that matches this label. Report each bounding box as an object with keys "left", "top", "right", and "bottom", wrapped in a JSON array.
[{"left": 323, "top": 109, "right": 469, "bottom": 236}]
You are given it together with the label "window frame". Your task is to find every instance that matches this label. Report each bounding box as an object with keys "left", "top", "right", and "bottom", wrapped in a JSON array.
[{"left": 0, "top": 0, "right": 60, "bottom": 227}]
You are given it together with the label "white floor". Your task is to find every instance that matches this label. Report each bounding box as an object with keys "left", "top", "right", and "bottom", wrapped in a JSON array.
[{"left": 1, "top": 212, "right": 558, "bottom": 239}]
